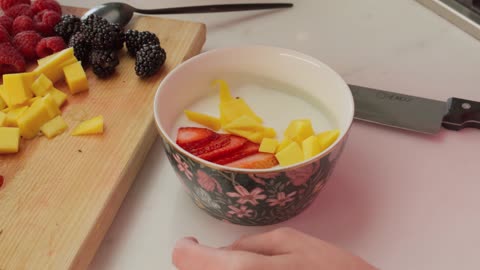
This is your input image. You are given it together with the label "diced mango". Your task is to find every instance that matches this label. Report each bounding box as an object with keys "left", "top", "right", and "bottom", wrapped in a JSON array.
[
  {"left": 34, "top": 94, "right": 61, "bottom": 119},
  {"left": 27, "top": 97, "right": 41, "bottom": 106},
  {"left": 317, "top": 129, "right": 340, "bottom": 151},
  {"left": 47, "top": 88, "right": 68, "bottom": 107},
  {"left": 40, "top": 115, "right": 68, "bottom": 139},
  {"left": 223, "top": 115, "right": 264, "bottom": 132},
  {"left": 259, "top": 138, "right": 278, "bottom": 154},
  {"left": 277, "top": 137, "right": 293, "bottom": 153},
  {"left": 63, "top": 61, "right": 89, "bottom": 94},
  {"left": 17, "top": 101, "right": 51, "bottom": 139},
  {"left": 5, "top": 106, "right": 28, "bottom": 127},
  {"left": 0, "top": 127, "right": 20, "bottom": 153},
  {"left": 184, "top": 110, "right": 221, "bottom": 131},
  {"left": 219, "top": 98, "right": 263, "bottom": 126},
  {"left": 0, "top": 86, "right": 6, "bottom": 110},
  {"left": 263, "top": 127, "right": 277, "bottom": 138},
  {"left": 302, "top": 135, "right": 321, "bottom": 160},
  {"left": 0, "top": 111, "right": 6, "bottom": 126},
  {"left": 212, "top": 79, "right": 234, "bottom": 104},
  {"left": 72, "top": 115, "right": 104, "bottom": 136},
  {"left": 0, "top": 85, "right": 11, "bottom": 108},
  {"left": 284, "top": 119, "right": 315, "bottom": 143},
  {"left": 3, "top": 73, "right": 34, "bottom": 106},
  {"left": 37, "top": 51, "right": 61, "bottom": 66},
  {"left": 34, "top": 47, "right": 76, "bottom": 83},
  {"left": 31, "top": 74, "right": 53, "bottom": 97},
  {"left": 275, "top": 141, "right": 304, "bottom": 167},
  {"left": 225, "top": 128, "right": 263, "bottom": 143}
]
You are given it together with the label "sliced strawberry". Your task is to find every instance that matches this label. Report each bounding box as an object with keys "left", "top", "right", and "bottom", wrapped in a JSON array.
[
  {"left": 213, "top": 141, "right": 260, "bottom": 165},
  {"left": 190, "top": 134, "right": 230, "bottom": 156},
  {"left": 225, "top": 153, "right": 279, "bottom": 169},
  {"left": 176, "top": 127, "right": 217, "bottom": 150},
  {"left": 198, "top": 135, "right": 247, "bottom": 161}
]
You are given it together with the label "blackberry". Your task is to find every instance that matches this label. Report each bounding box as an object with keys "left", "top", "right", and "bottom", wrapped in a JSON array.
[
  {"left": 135, "top": 44, "right": 166, "bottom": 78},
  {"left": 54, "top": 14, "right": 81, "bottom": 42},
  {"left": 90, "top": 50, "right": 119, "bottom": 78},
  {"left": 125, "top": 29, "right": 160, "bottom": 56},
  {"left": 68, "top": 32, "right": 90, "bottom": 65},
  {"left": 81, "top": 14, "right": 124, "bottom": 51}
]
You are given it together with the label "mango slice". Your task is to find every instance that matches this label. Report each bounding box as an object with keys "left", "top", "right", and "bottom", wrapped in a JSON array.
[
  {"left": 0, "top": 111, "right": 6, "bottom": 127},
  {"left": 34, "top": 47, "right": 76, "bottom": 83},
  {"left": 40, "top": 115, "right": 68, "bottom": 139},
  {"left": 5, "top": 106, "right": 28, "bottom": 127},
  {"left": 317, "top": 129, "right": 340, "bottom": 151},
  {"left": 284, "top": 119, "right": 315, "bottom": 143},
  {"left": 219, "top": 98, "right": 263, "bottom": 127},
  {"left": 47, "top": 88, "right": 68, "bottom": 107},
  {"left": 72, "top": 115, "right": 104, "bottom": 136},
  {"left": 302, "top": 135, "right": 321, "bottom": 159},
  {"left": 263, "top": 127, "right": 277, "bottom": 138},
  {"left": 0, "top": 127, "right": 20, "bottom": 153},
  {"left": 27, "top": 97, "right": 41, "bottom": 106},
  {"left": 63, "top": 61, "right": 89, "bottom": 94},
  {"left": 275, "top": 141, "right": 304, "bottom": 167},
  {"left": 277, "top": 137, "right": 293, "bottom": 153},
  {"left": 31, "top": 74, "right": 53, "bottom": 97},
  {"left": 184, "top": 110, "right": 221, "bottom": 131},
  {"left": 259, "top": 138, "right": 278, "bottom": 154},
  {"left": 0, "top": 87, "right": 6, "bottom": 110},
  {"left": 213, "top": 79, "right": 234, "bottom": 104},
  {"left": 3, "top": 73, "right": 35, "bottom": 106},
  {"left": 37, "top": 51, "right": 61, "bottom": 66},
  {"left": 223, "top": 115, "right": 264, "bottom": 132},
  {"left": 225, "top": 128, "right": 264, "bottom": 143},
  {"left": 17, "top": 101, "right": 51, "bottom": 139}
]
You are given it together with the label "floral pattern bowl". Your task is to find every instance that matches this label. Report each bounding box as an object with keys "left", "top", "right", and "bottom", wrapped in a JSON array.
[{"left": 153, "top": 46, "right": 354, "bottom": 226}]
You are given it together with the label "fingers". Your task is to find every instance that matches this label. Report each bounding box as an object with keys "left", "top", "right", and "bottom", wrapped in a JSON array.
[
  {"left": 172, "top": 237, "right": 275, "bottom": 270},
  {"left": 228, "top": 227, "right": 306, "bottom": 256}
]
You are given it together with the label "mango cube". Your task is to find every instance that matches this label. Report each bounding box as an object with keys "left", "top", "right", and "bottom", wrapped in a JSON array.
[
  {"left": 0, "top": 127, "right": 20, "bottom": 153},
  {"left": 17, "top": 101, "right": 51, "bottom": 139},
  {"left": 302, "top": 135, "right": 322, "bottom": 160},
  {"left": 27, "top": 97, "right": 41, "bottom": 106},
  {"left": 184, "top": 110, "right": 221, "bottom": 131},
  {"left": 317, "top": 129, "right": 340, "bottom": 151},
  {"left": 259, "top": 138, "right": 278, "bottom": 154},
  {"left": 72, "top": 115, "right": 104, "bottom": 136},
  {"left": 284, "top": 119, "right": 315, "bottom": 143},
  {"left": 0, "top": 85, "right": 11, "bottom": 108},
  {"left": 34, "top": 47, "right": 76, "bottom": 83},
  {"left": 277, "top": 137, "right": 293, "bottom": 153},
  {"left": 37, "top": 51, "right": 61, "bottom": 66},
  {"left": 275, "top": 141, "right": 304, "bottom": 167},
  {"left": 219, "top": 98, "right": 263, "bottom": 126},
  {"left": 31, "top": 74, "right": 53, "bottom": 97},
  {"left": 5, "top": 106, "right": 28, "bottom": 127},
  {"left": 0, "top": 111, "right": 6, "bottom": 126},
  {"left": 47, "top": 88, "right": 68, "bottom": 107},
  {"left": 63, "top": 61, "right": 89, "bottom": 94},
  {"left": 0, "top": 87, "right": 6, "bottom": 110},
  {"left": 40, "top": 115, "right": 68, "bottom": 139},
  {"left": 212, "top": 79, "right": 234, "bottom": 104},
  {"left": 263, "top": 127, "right": 277, "bottom": 138},
  {"left": 3, "top": 73, "right": 35, "bottom": 106},
  {"left": 225, "top": 128, "right": 263, "bottom": 143},
  {"left": 34, "top": 94, "right": 61, "bottom": 119}
]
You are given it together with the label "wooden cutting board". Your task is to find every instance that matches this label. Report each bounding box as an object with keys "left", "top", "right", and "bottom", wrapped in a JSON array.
[{"left": 0, "top": 6, "right": 206, "bottom": 270}]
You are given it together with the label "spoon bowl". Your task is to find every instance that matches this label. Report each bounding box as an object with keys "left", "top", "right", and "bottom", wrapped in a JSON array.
[{"left": 82, "top": 2, "right": 294, "bottom": 27}]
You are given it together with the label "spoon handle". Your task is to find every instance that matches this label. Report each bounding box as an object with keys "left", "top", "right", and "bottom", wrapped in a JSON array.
[{"left": 133, "top": 3, "right": 293, "bottom": 15}]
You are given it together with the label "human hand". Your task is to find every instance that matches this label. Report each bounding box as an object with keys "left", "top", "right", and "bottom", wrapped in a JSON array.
[{"left": 172, "top": 227, "right": 376, "bottom": 270}]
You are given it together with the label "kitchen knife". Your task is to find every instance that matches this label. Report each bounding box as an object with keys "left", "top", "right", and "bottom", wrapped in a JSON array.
[{"left": 349, "top": 84, "right": 480, "bottom": 134}]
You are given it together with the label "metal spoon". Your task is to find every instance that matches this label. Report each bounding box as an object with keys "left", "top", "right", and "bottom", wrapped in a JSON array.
[{"left": 82, "top": 2, "right": 294, "bottom": 27}]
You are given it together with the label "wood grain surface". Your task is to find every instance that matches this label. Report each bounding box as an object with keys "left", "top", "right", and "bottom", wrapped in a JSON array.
[{"left": 0, "top": 6, "right": 206, "bottom": 270}]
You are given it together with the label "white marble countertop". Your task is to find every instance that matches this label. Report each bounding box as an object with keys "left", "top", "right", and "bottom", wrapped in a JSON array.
[{"left": 61, "top": 1, "right": 480, "bottom": 269}]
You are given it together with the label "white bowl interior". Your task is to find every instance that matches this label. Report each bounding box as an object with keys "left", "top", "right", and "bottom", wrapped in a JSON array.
[{"left": 154, "top": 46, "right": 354, "bottom": 169}]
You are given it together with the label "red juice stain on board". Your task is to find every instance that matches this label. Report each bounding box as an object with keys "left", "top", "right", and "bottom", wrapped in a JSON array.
[{"left": 0, "top": 175, "right": 4, "bottom": 189}]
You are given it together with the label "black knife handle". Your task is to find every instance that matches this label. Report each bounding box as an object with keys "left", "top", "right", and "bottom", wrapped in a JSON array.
[{"left": 442, "top": 97, "right": 480, "bottom": 130}]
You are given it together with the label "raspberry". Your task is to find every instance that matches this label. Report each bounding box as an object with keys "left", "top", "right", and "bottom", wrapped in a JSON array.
[
  {"left": 35, "top": 36, "right": 65, "bottom": 58},
  {"left": 13, "top": 30, "right": 42, "bottom": 59},
  {"left": 0, "top": 25, "right": 10, "bottom": 43},
  {"left": 12, "top": 15, "right": 33, "bottom": 35},
  {"left": 31, "top": 0, "right": 61, "bottom": 14},
  {"left": 0, "top": 15, "right": 13, "bottom": 34},
  {"left": 33, "top": 9, "right": 60, "bottom": 36},
  {"left": 0, "top": 42, "right": 26, "bottom": 75},
  {"left": 0, "top": 0, "right": 30, "bottom": 11},
  {"left": 5, "top": 4, "right": 33, "bottom": 18}
]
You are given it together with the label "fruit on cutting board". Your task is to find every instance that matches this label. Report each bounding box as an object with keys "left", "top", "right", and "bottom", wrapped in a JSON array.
[
  {"left": 0, "top": 111, "right": 6, "bottom": 126},
  {"left": 0, "top": 127, "right": 20, "bottom": 154},
  {"left": 72, "top": 115, "right": 104, "bottom": 136},
  {"left": 3, "top": 72, "right": 35, "bottom": 106},
  {"left": 31, "top": 73, "right": 53, "bottom": 97},
  {"left": 40, "top": 115, "right": 68, "bottom": 139},
  {"left": 63, "top": 61, "right": 88, "bottom": 94}
]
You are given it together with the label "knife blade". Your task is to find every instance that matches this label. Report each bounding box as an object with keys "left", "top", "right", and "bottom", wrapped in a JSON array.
[{"left": 348, "top": 84, "right": 480, "bottom": 134}]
